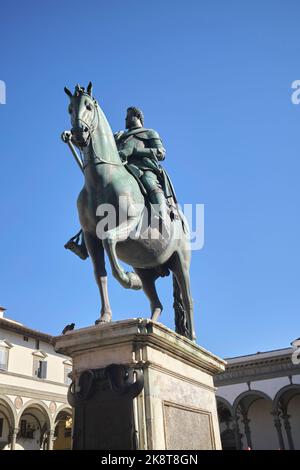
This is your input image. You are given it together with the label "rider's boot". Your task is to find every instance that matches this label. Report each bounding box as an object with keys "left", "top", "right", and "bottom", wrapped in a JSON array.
[
  {"left": 148, "top": 189, "right": 170, "bottom": 238},
  {"left": 149, "top": 188, "right": 167, "bottom": 216}
]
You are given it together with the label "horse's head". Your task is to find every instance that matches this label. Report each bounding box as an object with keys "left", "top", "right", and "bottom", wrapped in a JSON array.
[{"left": 64, "top": 82, "right": 97, "bottom": 147}]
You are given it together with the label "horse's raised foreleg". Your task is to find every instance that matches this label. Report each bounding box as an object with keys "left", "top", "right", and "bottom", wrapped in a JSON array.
[
  {"left": 84, "top": 231, "right": 112, "bottom": 323},
  {"left": 134, "top": 268, "right": 163, "bottom": 321},
  {"left": 169, "top": 252, "right": 196, "bottom": 341},
  {"left": 101, "top": 217, "right": 143, "bottom": 290}
]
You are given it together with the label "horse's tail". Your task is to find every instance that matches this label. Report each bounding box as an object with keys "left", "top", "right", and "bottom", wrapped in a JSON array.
[{"left": 172, "top": 274, "right": 189, "bottom": 337}]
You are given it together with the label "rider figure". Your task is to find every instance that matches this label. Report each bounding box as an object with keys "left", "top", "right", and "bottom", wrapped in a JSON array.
[
  {"left": 65, "top": 106, "right": 175, "bottom": 259},
  {"left": 115, "top": 106, "right": 166, "bottom": 206}
]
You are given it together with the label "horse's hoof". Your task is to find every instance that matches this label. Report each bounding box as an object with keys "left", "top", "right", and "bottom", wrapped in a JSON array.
[
  {"left": 151, "top": 307, "right": 162, "bottom": 322},
  {"left": 126, "top": 272, "right": 142, "bottom": 290},
  {"left": 95, "top": 313, "right": 112, "bottom": 325}
]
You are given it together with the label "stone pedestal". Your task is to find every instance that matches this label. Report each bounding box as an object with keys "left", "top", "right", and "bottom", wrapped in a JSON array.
[{"left": 54, "top": 319, "right": 225, "bottom": 450}]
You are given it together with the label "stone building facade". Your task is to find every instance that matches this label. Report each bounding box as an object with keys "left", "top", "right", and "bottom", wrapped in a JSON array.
[
  {"left": 0, "top": 307, "right": 72, "bottom": 450},
  {"left": 214, "top": 340, "right": 300, "bottom": 450},
  {"left": 2, "top": 301, "right": 299, "bottom": 451}
]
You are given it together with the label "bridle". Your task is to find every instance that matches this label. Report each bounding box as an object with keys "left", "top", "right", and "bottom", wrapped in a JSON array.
[{"left": 74, "top": 94, "right": 124, "bottom": 169}]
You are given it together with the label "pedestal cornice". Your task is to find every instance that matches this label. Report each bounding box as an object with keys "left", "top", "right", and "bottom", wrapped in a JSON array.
[{"left": 54, "top": 318, "right": 225, "bottom": 376}]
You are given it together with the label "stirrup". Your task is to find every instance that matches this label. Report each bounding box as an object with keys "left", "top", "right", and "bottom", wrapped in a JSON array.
[{"left": 64, "top": 230, "right": 89, "bottom": 260}]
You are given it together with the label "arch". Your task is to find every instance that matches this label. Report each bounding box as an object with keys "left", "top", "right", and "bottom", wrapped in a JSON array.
[
  {"left": 17, "top": 399, "right": 52, "bottom": 429},
  {"left": 53, "top": 405, "right": 72, "bottom": 451},
  {"left": 216, "top": 396, "right": 234, "bottom": 416},
  {"left": 273, "top": 384, "right": 300, "bottom": 413},
  {"left": 233, "top": 389, "right": 273, "bottom": 414},
  {"left": 53, "top": 405, "right": 72, "bottom": 424},
  {"left": 0, "top": 394, "right": 17, "bottom": 428},
  {"left": 0, "top": 409, "right": 11, "bottom": 427},
  {"left": 217, "top": 397, "right": 235, "bottom": 426},
  {"left": 21, "top": 412, "right": 42, "bottom": 428},
  {"left": 217, "top": 396, "right": 238, "bottom": 450}
]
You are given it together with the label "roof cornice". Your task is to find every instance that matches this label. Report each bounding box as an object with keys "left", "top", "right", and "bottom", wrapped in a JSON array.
[
  {"left": 214, "top": 352, "right": 300, "bottom": 385},
  {"left": 0, "top": 318, "right": 54, "bottom": 344}
]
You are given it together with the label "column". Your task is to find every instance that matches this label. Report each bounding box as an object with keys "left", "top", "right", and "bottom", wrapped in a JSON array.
[
  {"left": 272, "top": 411, "right": 285, "bottom": 450},
  {"left": 282, "top": 412, "right": 294, "bottom": 450},
  {"left": 240, "top": 407, "right": 253, "bottom": 449},
  {"left": 233, "top": 416, "right": 242, "bottom": 450},
  {"left": 10, "top": 427, "right": 19, "bottom": 450},
  {"left": 47, "top": 429, "right": 55, "bottom": 450}
]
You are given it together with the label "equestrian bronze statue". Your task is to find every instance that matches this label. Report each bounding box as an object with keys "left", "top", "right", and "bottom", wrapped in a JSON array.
[{"left": 61, "top": 83, "right": 195, "bottom": 341}]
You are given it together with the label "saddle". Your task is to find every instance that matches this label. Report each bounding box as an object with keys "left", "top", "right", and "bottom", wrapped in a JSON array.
[{"left": 124, "top": 165, "right": 147, "bottom": 197}]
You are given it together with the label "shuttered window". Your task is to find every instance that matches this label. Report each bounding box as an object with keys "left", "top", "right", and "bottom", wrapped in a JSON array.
[
  {"left": 0, "top": 347, "right": 8, "bottom": 371},
  {"left": 64, "top": 366, "right": 72, "bottom": 385},
  {"left": 33, "top": 359, "right": 47, "bottom": 379},
  {"left": 39, "top": 361, "right": 47, "bottom": 379}
]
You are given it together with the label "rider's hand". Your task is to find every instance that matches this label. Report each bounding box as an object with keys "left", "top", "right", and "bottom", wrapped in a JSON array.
[
  {"left": 61, "top": 131, "right": 72, "bottom": 143},
  {"left": 155, "top": 148, "right": 166, "bottom": 161}
]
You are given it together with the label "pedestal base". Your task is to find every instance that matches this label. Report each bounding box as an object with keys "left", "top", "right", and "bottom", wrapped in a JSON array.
[{"left": 54, "top": 319, "right": 225, "bottom": 450}]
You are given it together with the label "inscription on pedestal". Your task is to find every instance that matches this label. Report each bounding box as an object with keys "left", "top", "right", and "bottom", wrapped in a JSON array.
[{"left": 163, "top": 402, "right": 215, "bottom": 450}]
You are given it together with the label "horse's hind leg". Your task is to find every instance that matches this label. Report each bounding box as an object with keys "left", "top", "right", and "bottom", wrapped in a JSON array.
[
  {"left": 84, "top": 231, "right": 112, "bottom": 324},
  {"left": 134, "top": 268, "right": 163, "bottom": 322},
  {"left": 169, "top": 252, "right": 196, "bottom": 341}
]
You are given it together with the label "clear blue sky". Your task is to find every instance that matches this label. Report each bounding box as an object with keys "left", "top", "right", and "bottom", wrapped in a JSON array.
[{"left": 1, "top": 0, "right": 299, "bottom": 358}]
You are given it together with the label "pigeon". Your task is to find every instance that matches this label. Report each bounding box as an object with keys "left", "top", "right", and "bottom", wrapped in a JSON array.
[{"left": 62, "top": 323, "right": 75, "bottom": 335}]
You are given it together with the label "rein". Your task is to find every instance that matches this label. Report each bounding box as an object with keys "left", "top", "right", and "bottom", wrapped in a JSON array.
[
  {"left": 63, "top": 100, "right": 126, "bottom": 170},
  {"left": 81, "top": 151, "right": 125, "bottom": 170},
  {"left": 82, "top": 102, "right": 125, "bottom": 169}
]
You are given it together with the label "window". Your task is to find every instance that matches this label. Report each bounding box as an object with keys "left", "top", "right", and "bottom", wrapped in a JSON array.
[
  {"left": 35, "top": 339, "right": 40, "bottom": 350},
  {"left": 0, "top": 340, "right": 12, "bottom": 370},
  {"left": 19, "top": 419, "right": 35, "bottom": 439},
  {"left": 63, "top": 360, "right": 72, "bottom": 385},
  {"left": 0, "top": 418, "right": 3, "bottom": 437},
  {"left": 23, "top": 336, "right": 29, "bottom": 342},
  {"left": 32, "top": 350, "right": 48, "bottom": 378},
  {"left": 64, "top": 365, "right": 72, "bottom": 385},
  {"left": 0, "top": 347, "right": 9, "bottom": 371},
  {"left": 20, "top": 419, "right": 27, "bottom": 437},
  {"left": 33, "top": 359, "right": 47, "bottom": 379}
]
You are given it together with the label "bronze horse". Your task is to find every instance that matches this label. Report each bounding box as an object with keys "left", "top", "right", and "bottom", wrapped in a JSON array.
[{"left": 63, "top": 83, "right": 195, "bottom": 341}]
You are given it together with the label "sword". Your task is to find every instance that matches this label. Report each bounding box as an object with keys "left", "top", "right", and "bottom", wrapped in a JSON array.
[{"left": 61, "top": 131, "right": 84, "bottom": 173}]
